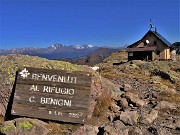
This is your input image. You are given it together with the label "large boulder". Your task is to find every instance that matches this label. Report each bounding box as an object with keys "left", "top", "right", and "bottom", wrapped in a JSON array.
[{"left": 120, "top": 110, "right": 139, "bottom": 126}]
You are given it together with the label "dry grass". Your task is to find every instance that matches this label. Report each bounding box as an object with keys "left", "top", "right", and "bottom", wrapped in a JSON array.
[
  {"left": 59, "top": 124, "right": 80, "bottom": 133},
  {"left": 48, "top": 122, "right": 62, "bottom": 135},
  {"left": 158, "top": 92, "right": 180, "bottom": 104},
  {"left": 100, "top": 70, "right": 118, "bottom": 80},
  {"left": 0, "top": 116, "right": 5, "bottom": 125},
  {"left": 93, "top": 93, "right": 112, "bottom": 117},
  {"left": 160, "top": 79, "right": 175, "bottom": 89},
  {"left": 47, "top": 122, "right": 80, "bottom": 135},
  {"left": 86, "top": 93, "right": 112, "bottom": 126},
  {"left": 101, "top": 70, "right": 151, "bottom": 83}
]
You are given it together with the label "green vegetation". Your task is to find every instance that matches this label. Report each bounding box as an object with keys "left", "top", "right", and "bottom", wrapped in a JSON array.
[
  {"left": 0, "top": 54, "right": 88, "bottom": 84},
  {"left": 18, "top": 121, "right": 34, "bottom": 130},
  {"left": 0, "top": 122, "right": 15, "bottom": 134}
]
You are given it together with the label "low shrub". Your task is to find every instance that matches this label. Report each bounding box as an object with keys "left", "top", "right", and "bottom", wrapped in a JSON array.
[{"left": 93, "top": 94, "right": 112, "bottom": 117}]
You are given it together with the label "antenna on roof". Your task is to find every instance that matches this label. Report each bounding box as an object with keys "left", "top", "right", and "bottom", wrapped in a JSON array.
[{"left": 150, "top": 18, "right": 154, "bottom": 30}]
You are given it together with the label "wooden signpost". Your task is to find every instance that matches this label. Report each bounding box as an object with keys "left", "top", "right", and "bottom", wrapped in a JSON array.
[{"left": 11, "top": 67, "right": 92, "bottom": 124}]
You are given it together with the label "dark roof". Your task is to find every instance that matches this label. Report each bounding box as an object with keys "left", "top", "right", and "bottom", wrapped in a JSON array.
[
  {"left": 126, "top": 46, "right": 157, "bottom": 52},
  {"left": 127, "top": 30, "right": 172, "bottom": 48},
  {"left": 150, "top": 30, "right": 172, "bottom": 47},
  {"left": 127, "top": 40, "right": 141, "bottom": 48}
]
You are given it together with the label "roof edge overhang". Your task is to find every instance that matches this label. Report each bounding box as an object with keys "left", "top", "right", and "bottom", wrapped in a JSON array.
[{"left": 126, "top": 46, "right": 157, "bottom": 52}]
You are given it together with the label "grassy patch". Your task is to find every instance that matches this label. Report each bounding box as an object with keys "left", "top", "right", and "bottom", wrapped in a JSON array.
[
  {"left": 0, "top": 122, "right": 15, "bottom": 134},
  {"left": 18, "top": 121, "right": 34, "bottom": 130}
]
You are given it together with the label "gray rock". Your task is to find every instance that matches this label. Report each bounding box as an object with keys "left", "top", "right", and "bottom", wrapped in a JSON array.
[
  {"left": 112, "top": 91, "right": 124, "bottom": 101},
  {"left": 104, "top": 125, "right": 113, "bottom": 133},
  {"left": 72, "top": 125, "right": 98, "bottom": 135},
  {"left": 110, "top": 102, "right": 121, "bottom": 113},
  {"left": 158, "top": 127, "right": 175, "bottom": 135},
  {"left": 155, "top": 101, "right": 177, "bottom": 110},
  {"left": 0, "top": 103, "right": 5, "bottom": 116},
  {"left": 120, "top": 111, "right": 139, "bottom": 125},
  {"left": 104, "top": 123, "right": 129, "bottom": 135},
  {"left": 123, "top": 83, "right": 133, "bottom": 92},
  {"left": 119, "top": 98, "right": 129, "bottom": 110},
  {"left": 160, "top": 122, "right": 176, "bottom": 129},
  {"left": 113, "top": 120, "right": 126, "bottom": 130},
  {"left": 125, "top": 91, "right": 145, "bottom": 107},
  {"left": 129, "top": 127, "right": 143, "bottom": 135},
  {"left": 141, "top": 110, "right": 158, "bottom": 125},
  {"left": 175, "top": 119, "right": 180, "bottom": 129}
]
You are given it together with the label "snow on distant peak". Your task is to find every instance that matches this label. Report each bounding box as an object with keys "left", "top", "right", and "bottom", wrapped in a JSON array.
[
  {"left": 51, "top": 44, "right": 64, "bottom": 49},
  {"left": 73, "top": 44, "right": 94, "bottom": 49},
  {"left": 87, "top": 44, "right": 94, "bottom": 48},
  {"left": 74, "top": 45, "right": 85, "bottom": 49}
]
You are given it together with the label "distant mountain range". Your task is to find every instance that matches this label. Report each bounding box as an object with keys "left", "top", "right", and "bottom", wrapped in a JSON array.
[
  {"left": 58, "top": 47, "right": 119, "bottom": 66},
  {"left": 0, "top": 44, "right": 98, "bottom": 59}
]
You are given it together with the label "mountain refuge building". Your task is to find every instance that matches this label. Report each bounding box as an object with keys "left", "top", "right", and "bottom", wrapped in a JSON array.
[{"left": 126, "top": 30, "right": 171, "bottom": 61}]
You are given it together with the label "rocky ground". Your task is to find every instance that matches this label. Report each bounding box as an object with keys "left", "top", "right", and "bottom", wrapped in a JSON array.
[{"left": 0, "top": 54, "right": 180, "bottom": 135}]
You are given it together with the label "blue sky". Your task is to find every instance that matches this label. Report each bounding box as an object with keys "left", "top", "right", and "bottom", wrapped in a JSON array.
[{"left": 0, "top": 0, "right": 179, "bottom": 49}]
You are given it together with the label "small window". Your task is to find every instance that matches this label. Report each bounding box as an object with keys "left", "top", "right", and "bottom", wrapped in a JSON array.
[
  {"left": 157, "top": 50, "right": 160, "bottom": 55},
  {"left": 154, "top": 41, "right": 157, "bottom": 45},
  {"left": 129, "top": 52, "right": 133, "bottom": 56}
]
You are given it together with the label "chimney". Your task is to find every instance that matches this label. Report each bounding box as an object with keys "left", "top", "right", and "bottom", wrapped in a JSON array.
[{"left": 155, "top": 27, "right": 157, "bottom": 34}]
